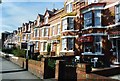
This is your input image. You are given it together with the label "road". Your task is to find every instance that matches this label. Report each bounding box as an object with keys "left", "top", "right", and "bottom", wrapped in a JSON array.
[{"left": 0, "top": 57, "right": 56, "bottom": 81}]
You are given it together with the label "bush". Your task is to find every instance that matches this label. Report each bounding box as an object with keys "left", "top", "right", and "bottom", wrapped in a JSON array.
[
  {"left": 12, "top": 46, "right": 26, "bottom": 57},
  {"left": 2, "top": 48, "right": 14, "bottom": 54},
  {"left": 37, "top": 55, "right": 43, "bottom": 61},
  {"left": 47, "top": 43, "right": 51, "bottom": 55}
]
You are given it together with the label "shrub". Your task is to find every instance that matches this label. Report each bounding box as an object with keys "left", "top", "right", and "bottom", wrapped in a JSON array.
[
  {"left": 2, "top": 48, "right": 14, "bottom": 54},
  {"left": 37, "top": 55, "right": 43, "bottom": 61},
  {"left": 12, "top": 46, "right": 26, "bottom": 57},
  {"left": 47, "top": 58, "right": 56, "bottom": 69},
  {"left": 47, "top": 43, "right": 51, "bottom": 55}
]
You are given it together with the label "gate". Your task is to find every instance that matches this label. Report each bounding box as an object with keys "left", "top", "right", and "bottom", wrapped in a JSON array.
[{"left": 58, "top": 60, "right": 77, "bottom": 81}]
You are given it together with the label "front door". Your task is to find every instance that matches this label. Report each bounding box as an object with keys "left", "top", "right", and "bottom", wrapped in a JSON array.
[{"left": 117, "top": 39, "right": 120, "bottom": 63}]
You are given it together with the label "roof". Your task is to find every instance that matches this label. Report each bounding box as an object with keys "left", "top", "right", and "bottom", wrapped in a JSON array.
[
  {"left": 80, "top": 3, "right": 106, "bottom": 11},
  {"left": 44, "top": 9, "right": 57, "bottom": 17},
  {"left": 38, "top": 14, "right": 44, "bottom": 19}
]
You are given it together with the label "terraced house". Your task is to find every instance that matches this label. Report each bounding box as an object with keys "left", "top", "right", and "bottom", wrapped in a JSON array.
[{"left": 3, "top": 0, "right": 120, "bottom": 65}]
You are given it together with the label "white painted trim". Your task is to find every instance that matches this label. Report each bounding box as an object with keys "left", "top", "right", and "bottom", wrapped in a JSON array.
[
  {"left": 82, "top": 7, "right": 104, "bottom": 14},
  {"left": 40, "top": 40, "right": 48, "bottom": 42},
  {"left": 61, "top": 35, "right": 78, "bottom": 38},
  {"left": 62, "top": 16, "right": 76, "bottom": 20},
  {"left": 39, "top": 26, "right": 49, "bottom": 29},
  {"left": 82, "top": 26, "right": 107, "bottom": 30},
  {"left": 82, "top": 52, "right": 104, "bottom": 56},
  {"left": 82, "top": 33, "right": 107, "bottom": 36},
  {"left": 60, "top": 50, "right": 74, "bottom": 52},
  {"left": 65, "top": 0, "right": 74, "bottom": 5},
  {"left": 62, "top": 29, "right": 79, "bottom": 32},
  {"left": 106, "top": 22, "right": 120, "bottom": 28},
  {"left": 109, "top": 36, "right": 120, "bottom": 39},
  {"left": 40, "top": 51, "right": 47, "bottom": 53}
]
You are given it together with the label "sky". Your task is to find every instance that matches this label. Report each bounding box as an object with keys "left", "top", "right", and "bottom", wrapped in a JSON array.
[{"left": 0, "top": 0, "right": 64, "bottom": 38}]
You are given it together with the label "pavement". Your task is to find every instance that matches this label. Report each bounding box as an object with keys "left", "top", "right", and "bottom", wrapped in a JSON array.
[{"left": 0, "top": 57, "right": 56, "bottom": 81}]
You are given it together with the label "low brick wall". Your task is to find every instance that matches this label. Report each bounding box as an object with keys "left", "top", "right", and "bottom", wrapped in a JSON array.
[
  {"left": 55, "top": 61, "right": 117, "bottom": 81},
  {"left": 28, "top": 59, "right": 45, "bottom": 79},
  {"left": 91, "top": 67, "right": 120, "bottom": 77},
  {"left": 10, "top": 57, "right": 26, "bottom": 68},
  {"left": 76, "top": 64, "right": 118, "bottom": 81}
]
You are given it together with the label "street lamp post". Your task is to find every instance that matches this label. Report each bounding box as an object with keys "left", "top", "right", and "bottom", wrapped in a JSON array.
[{"left": 26, "top": 41, "right": 29, "bottom": 70}]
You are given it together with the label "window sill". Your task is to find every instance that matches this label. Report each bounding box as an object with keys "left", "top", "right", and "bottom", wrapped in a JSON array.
[
  {"left": 82, "top": 52, "right": 104, "bottom": 55},
  {"left": 62, "top": 30, "right": 78, "bottom": 33},
  {"left": 82, "top": 26, "right": 106, "bottom": 30},
  {"left": 60, "top": 50, "right": 74, "bottom": 52},
  {"left": 40, "top": 51, "right": 47, "bottom": 52}
]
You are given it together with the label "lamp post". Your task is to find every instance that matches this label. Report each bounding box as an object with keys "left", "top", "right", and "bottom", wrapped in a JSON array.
[{"left": 26, "top": 40, "right": 29, "bottom": 70}]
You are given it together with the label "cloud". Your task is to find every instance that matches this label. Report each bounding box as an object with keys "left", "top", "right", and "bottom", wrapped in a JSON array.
[
  {"left": 2, "top": 0, "right": 65, "bottom": 2},
  {"left": 1, "top": 2, "right": 63, "bottom": 33}
]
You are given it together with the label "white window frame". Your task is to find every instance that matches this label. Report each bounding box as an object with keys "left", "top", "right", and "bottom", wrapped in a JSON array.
[
  {"left": 57, "top": 24, "right": 61, "bottom": 35},
  {"left": 68, "top": 38, "right": 74, "bottom": 51},
  {"left": 94, "top": 36, "right": 102, "bottom": 54},
  {"left": 88, "top": 0, "right": 99, "bottom": 5},
  {"left": 115, "top": 4, "right": 120, "bottom": 23},
  {"left": 42, "top": 28, "right": 44, "bottom": 37},
  {"left": 37, "top": 29, "right": 39, "bottom": 37},
  {"left": 28, "top": 24, "right": 31, "bottom": 31},
  {"left": 35, "top": 41, "right": 39, "bottom": 50},
  {"left": 45, "top": 16, "right": 48, "bottom": 24},
  {"left": 66, "top": 3, "right": 72, "bottom": 13},
  {"left": 62, "top": 38, "right": 67, "bottom": 51},
  {"left": 43, "top": 42, "right": 47, "bottom": 51},
  {"left": 45, "top": 28, "right": 48, "bottom": 36},
  {"left": 40, "top": 42, "right": 43, "bottom": 51}
]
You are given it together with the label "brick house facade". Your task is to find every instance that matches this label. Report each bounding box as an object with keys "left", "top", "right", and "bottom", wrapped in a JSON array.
[{"left": 3, "top": 0, "right": 120, "bottom": 64}]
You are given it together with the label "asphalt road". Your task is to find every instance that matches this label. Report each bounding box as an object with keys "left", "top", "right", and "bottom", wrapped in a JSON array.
[{"left": 0, "top": 57, "right": 56, "bottom": 81}]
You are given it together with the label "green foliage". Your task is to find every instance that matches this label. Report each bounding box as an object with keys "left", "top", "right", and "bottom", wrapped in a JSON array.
[
  {"left": 2, "top": 48, "right": 14, "bottom": 54},
  {"left": 37, "top": 55, "right": 43, "bottom": 61},
  {"left": 12, "top": 46, "right": 26, "bottom": 57},
  {"left": 47, "top": 59, "right": 56, "bottom": 69},
  {"left": 47, "top": 43, "right": 51, "bottom": 55}
]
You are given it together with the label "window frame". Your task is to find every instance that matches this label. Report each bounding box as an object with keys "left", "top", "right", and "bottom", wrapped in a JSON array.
[{"left": 116, "top": 4, "right": 120, "bottom": 23}]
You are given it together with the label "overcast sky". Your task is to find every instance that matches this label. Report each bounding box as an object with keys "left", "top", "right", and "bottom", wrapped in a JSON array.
[{"left": 0, "top": 0, "right": 64, "bottom": 38}]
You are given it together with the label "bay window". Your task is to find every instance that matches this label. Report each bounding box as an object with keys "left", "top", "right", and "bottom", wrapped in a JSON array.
[
  {"left": 94, "top": 10, "right": 101, "bottom": 26},
  {"left": 62, "top": 39, "right": 67, "bottom": 51},
  {"left": 84, "top": 10, "right": 101, "bottom": 28},
  {"left": 84, "top": 11, "right": 92, "bottom": 27},
  {"left": 68, "top": 38, "right": 74, "bottom": 50},
  {"left": 62, "top": 17, "right": 74, "bottom": 31},
  {"left": 116, "top": 4, "right": 120, "bottom": 23},
  {"left": 62, "top": 18, "right": 67, "bottom": 31},
  {"left": 62, "top": 38, "right": 74, "bottom": 51},
  {"left": 94, "top": 36, "right": 102, "bottom": 53},
  {"left": 84, "top": 44, "right": 92, "bottom": 52}
]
